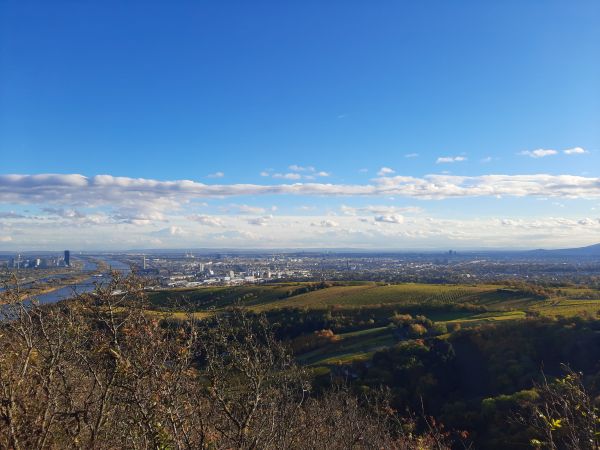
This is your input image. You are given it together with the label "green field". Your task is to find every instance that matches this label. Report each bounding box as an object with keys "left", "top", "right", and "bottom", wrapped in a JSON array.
[
  {"left": 149, "top": 282, "right": 600, "bottom": 367},
  {"left": 149, "top": 283, "right": 304, "bottom": 310},
  {"left": 150, "top": 282, "right": 548, "bottom": 312},
  {"left": 251, "top": 283, "right": 492, "bottom": 310},
  {"left": 296, "top": 326, "right": 396, "bottom": 366},
  {"left": 149, "top": 281, "right": 600, "bottom": 324}
]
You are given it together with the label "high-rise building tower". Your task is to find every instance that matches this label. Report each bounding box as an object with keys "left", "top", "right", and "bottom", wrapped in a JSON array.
[{"left": 64, "top": 250, "right": 71, "bottom": 267}]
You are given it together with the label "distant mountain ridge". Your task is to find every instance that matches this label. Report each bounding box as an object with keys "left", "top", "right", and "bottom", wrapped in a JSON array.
[{"left": 529, "top": 243, "right": 600, "bottom": 256}]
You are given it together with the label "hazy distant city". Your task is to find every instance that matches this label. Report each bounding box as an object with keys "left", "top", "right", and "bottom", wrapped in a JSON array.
[{"left": 4, "top": 243, "right": 600, "bottom": 305}]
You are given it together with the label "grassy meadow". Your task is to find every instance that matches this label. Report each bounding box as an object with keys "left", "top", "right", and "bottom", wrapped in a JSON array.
[{"left": 148, "top": 281, "right": 600, "bottom": 367}]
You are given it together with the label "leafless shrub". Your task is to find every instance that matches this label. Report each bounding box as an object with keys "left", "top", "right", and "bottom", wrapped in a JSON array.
[{"left": 0, "top": 273, "right": 451, "bottom": 449}]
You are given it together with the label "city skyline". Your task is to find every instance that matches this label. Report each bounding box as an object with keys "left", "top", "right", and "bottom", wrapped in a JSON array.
[{"left": 1, "top": 1, "right": 599, "bottom": 250}]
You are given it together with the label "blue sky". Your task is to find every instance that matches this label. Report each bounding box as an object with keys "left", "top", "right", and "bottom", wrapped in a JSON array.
[{"left": 1, "top": 1, "right": 599, "bottom": 250}]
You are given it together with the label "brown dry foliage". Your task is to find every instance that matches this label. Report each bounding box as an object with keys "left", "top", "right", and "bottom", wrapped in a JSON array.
[{"left": 0, "top": 273, "right": 450, "bottom": 450}]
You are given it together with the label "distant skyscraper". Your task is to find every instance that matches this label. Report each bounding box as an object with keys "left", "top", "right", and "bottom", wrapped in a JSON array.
[{"left": 64, "top": 250, "right": 71, "bottom": 267}]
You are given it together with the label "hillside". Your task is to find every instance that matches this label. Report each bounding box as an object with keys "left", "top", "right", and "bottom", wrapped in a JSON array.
[
  {"left": 5, "top": 276, "right": 600, "bottom": 449},
  {"left": 529, "top": 242, "right": 600, "bottom": 257},
  {"left": 149, "top": 281, "right": 600, "bottom": 317},
  {"left": 148, "top": 281, "right": 600, "bottom": 368}
]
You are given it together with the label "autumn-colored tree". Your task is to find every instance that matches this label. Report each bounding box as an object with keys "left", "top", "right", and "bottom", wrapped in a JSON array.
[
  {"left": 0, "top": 273, "right": 452, "bottom": 449},
  {"left": 524, "top": 367, "right": 599, "bottom": 450}
]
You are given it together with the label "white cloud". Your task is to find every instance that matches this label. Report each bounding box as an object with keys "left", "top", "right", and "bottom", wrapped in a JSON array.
[
  {"left": 377, "top": 167, "right": 395, "bottom": 176},
  {"left": 341, "top": 205, "right": 423, "bottom": 216},
  {"left": 237, "top": 205, "right": 266, "bottom": 214},
  {"left": 3, "top": 205, "right": 600, "bottom": 250},
  {"left": 312, "top": 219, "right": 339, "bottom": 228},
  {"left": 151, "top": 226, "right": 185, "bottom": 237},
  {"left": 267, "top": 165, "right": 330, "bottom": 180},
  {"left": 374, "top": 214, "right": 404, "bottom": 224},
  {"left": 206, "top": 229, "right": 259, "bottom": 242},
  {"left": 207, "top": 171, "right": 225, "bottom": 178},
  {"left": 0, "top": 236, "right": 12, "bottom": 242},
  {"left": 519, "top": 149, "right": 557, "bottom": 158},
  {"left": 0, "top": 211, "right": 26, "bottom": 219},
  {"left": 272, "top": 172, "right": 302, "bottom": 180},
  {"left": 188, "top": 215, "right": 225, "bottom": 227},
  {"left": 111, "top": 209, "right": 167, "bottom": 226},
  {"left": 436, "top": 156, "right": 467, "bottom": 163},
  {"left": 3, "top": 173, "right": 600, "bottom": 212},
  {"left": 247, "top": 215, "right": 273, "bottom": 226},
  {"left": 404, "top": 153, "right": 419, "bottom": 158},
  {"left": 578, "top": 217, "right": 597, "bottom": 226},
  {"left": 3, "top": 170, "right": 600, "bottom": 249},
  {"left": 43, "top": 207, "right": 86, "bottom": 219},
  {"left": 564, "top": 147, "right": 587, "bottom": 155},
  {"left": 371, "top": 174, "right": 600, "bottom": 199},
  {"left": 288, "top": 165, "right": 311, "bottom": 172}
]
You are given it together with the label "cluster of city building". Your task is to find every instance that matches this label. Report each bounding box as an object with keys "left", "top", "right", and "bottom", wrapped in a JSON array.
[
  {"left": 1, "top": 250, "right": 71, "bottom": 269},
  {"left": 116, "top": 250, "right": 600, "bottom": 286},
  {"left": 128, "top": 253, "right": 312, "bottom": 287},
  {"left": 3, "top": 249, "right": 600, "bottom": 289}
]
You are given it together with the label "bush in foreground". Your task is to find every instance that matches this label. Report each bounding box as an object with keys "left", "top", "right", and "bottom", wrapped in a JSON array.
[{"left": 0, "top": 274, "right": 450, "bottom": 449}]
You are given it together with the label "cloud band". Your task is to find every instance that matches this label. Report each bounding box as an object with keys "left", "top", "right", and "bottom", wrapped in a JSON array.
[{"left": 1, "top": 173, "right": 599, "bottom": 208}]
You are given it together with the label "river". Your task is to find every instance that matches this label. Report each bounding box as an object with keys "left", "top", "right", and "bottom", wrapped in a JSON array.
[{"left": 33, "top": 257, "right": 131, "bottom": 305}]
